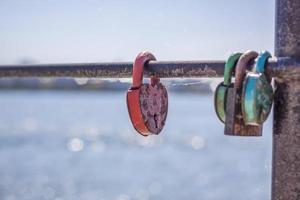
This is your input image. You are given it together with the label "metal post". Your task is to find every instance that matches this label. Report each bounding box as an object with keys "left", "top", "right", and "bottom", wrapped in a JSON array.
[{"left": 272, "top": 0, "right": 300, "bottom": 199}]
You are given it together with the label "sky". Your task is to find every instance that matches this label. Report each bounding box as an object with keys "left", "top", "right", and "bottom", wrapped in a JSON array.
[{"left": 0, "top": 0, "right": 275, "bottom": 64}]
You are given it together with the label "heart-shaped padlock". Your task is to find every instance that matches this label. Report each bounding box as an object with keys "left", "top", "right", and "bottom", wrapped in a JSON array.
[{"left": 127, "top": 52, "right": 168, "bottom": 136}]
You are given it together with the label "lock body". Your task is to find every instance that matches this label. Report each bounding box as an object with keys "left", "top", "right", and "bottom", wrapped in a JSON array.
[
  {"left": 224, "top": 51, "right": 263, "bottom": 136},
  {"left": 127, "top": 81, "right": 168, "bottom": 135},
  {"left": 225, "top": 84, "right": 263, "bottom": 136},
  {"left": 214, "top": 82, "right": 233, "bottom": 123},
  {"left": 242, "top": 51, "right": 273, "bottom": 125},
  {"left": 242, "top": 73, "right": 273, "bottom": 125}
]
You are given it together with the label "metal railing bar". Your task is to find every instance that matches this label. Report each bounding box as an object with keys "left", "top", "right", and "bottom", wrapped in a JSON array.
[{"left": 0, "top": 58, "right": 299, "bottom": 78}]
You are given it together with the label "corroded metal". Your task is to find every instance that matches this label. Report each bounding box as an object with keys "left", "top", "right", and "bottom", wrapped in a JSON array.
[
  {"left": 272, "top": 0, "right": 300, "bottom": 199},
  {"left": 272, "top": 79, "right": 300, "bottom": 200},
  {"left": 0, "top": 59, "right": 299, "bottom": 78},
  {"left": 275, "top": 0, "right": 300, "bottom": 58},
  {"left": 0, "top": 61, "right": 223, "bottom": 78},
  {"left": 214, "top": 53, "right": 241, "bottom": 123},
  {"left": 139, "top": 83, "right": 168, "bottom": 134},
  {"left": 224, "top": 50, "right": 262, "bottom": 136},
  {"left": 242, "top": 51, "right": 274, "bottom": 125},
  {"left": 127, "top": 52, "right": 168, "bottom": 136}
]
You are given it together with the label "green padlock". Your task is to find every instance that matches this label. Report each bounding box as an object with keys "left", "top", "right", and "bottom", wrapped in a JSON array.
[
  {"left": 242, "top": 51, "right": 273, "bottom": 125},
  {"left": 214, "top": 53, "right": 242, "bottom": 123}
]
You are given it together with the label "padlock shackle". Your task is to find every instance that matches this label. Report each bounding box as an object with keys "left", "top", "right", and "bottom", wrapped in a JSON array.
[
  {"left": 223, "top": 52, "right": 242, "bottom": 86},
  {"left": 234, "top": 50, "right": 258, "bottom": 89},
  {"left": 132, "top": 52, "right": 156, "bottom": 88},
  {"left": 254, "top": 51, "right": 272, "bottom": 73}
]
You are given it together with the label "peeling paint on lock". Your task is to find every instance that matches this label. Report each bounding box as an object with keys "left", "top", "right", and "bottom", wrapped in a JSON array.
[
  {"left": 127, "top": 52, "right": 168, "bottom": 136},
  {"left": 224, "top": 50, "right": 263, "bottom": 136},
  {"left": 242, "top": 51, "right": 274, "bottom": 125},
  {"left": 214, "top": 52, "right": 242, "bottom": 123}
]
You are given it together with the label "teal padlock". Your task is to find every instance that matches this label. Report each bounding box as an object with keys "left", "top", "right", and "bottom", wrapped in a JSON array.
[
  {"left": 214, "top": 53, "right": 242, "bottom": 123},
  {"left": 242, "top": 51, "right": 273, "bottom": 125}
]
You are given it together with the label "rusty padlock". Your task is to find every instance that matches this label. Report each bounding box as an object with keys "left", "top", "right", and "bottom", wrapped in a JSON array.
[
  {"left": 127, "top": 52, "right": 168, "bottom": 136},
  {"left": 214, "top": 53, "right": 242, "bottom": 123},
  {"left": 224, "top": 51, "right": 263, "bottom": 136},
  {"left": 242, "top": 51, "right": 273, "bottom": 125}
]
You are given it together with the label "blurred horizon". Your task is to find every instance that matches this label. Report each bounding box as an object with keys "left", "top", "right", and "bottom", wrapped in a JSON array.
[{"left": 0, "top": 77, "right": 217, "bottom": 94}]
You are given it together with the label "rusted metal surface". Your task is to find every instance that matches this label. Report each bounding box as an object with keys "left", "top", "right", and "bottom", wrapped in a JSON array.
[
  {"left": 270, "top": 57, "right": 300, "bottom": 80},
  {"left": 0, "top": 61, "right": 223, "bottom": 78},
  {"left": 242, "top": 51, "right": 273, "bottom": 126},
  {"left": 127, "top": 52, "right": 168, "bottom": 136},
  {"left": 0, "top": 59, "right": 299, "bottom": 78},
  {"left": 224, "top": 51, "right": 262, "bottom": 136},
  {"left": 275, "top": 0, "right": 300, "bottom": 58},
  {"left": 139, "top": 83, "right": 168, "bottom": 134},
  {"left": 272, "top": 80, "right": 300, "bottom": 200},
  {"left": 214, "top": 53, "right": 241, "bottom": 123},
  {"left": 272, "top": 0, "right": 300, "bottom": 199}
]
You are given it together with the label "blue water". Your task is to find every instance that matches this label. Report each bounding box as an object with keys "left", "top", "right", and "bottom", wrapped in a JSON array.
[{"left": 0, "top": 91, "right": 272, "bottom": 200}]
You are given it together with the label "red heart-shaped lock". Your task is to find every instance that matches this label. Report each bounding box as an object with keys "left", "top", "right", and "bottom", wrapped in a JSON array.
[{"left": 126, "top": 52, "right": 168, "bottom": 136}]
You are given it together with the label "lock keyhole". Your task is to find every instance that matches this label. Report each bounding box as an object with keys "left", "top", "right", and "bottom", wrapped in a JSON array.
[{"left": 154, "top": 114, "right": 158, "bottom": 128}]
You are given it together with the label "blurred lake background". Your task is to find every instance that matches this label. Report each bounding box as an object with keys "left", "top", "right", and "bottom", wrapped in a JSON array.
[{"left": 0, "top": 79, "right": 272, "bottom": 200}]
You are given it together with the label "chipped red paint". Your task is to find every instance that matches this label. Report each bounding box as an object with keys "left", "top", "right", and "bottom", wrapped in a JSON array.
[
  {"left": 139, "top": 82, "right": 168, "bottom": 134},
  {"left": 127, "top": 52, "right": 168, "bottom": 136}
]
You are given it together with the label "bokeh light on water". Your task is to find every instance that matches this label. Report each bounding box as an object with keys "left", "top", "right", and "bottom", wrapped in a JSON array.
[
  {"left": 67, "top": 138, "right": 84, "bottom": 152},
  {"left": 0, "top": 90, "right": 272, "bottom": 200}
]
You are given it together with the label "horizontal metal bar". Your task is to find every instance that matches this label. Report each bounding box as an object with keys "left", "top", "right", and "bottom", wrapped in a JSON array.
[{"left": 0, "top": 57, "right": 299, "bottom": 78}]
